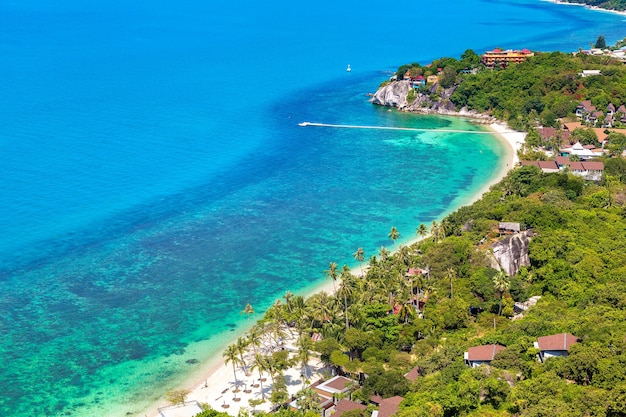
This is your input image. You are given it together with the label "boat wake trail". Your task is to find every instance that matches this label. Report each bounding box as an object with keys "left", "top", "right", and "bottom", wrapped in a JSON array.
[{"left": 298, "top": 122, "right": 511, "bottom": 134}]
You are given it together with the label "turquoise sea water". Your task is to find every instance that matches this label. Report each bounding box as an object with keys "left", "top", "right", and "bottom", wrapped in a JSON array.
[{"left": 1, "top": 1, "right": 626, "bottom": 416}]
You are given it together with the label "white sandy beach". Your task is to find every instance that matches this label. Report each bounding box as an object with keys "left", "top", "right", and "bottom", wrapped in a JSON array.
[
  {"left": 144, "top": 122, "right": 525, "bottom": 417},
  {"left": 151, "top": 327, "right": 331, "bottom": 417}
]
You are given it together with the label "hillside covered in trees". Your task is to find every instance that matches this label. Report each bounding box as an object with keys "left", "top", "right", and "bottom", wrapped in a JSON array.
[
  {"left": 193, "top": 163, "right": 626, "bottom": 417},
  {"left": 390, "top": 49, "right": 626, "bottom": 132}
]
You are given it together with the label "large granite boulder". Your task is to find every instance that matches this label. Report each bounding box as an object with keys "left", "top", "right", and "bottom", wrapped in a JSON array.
[
  {"left": 490, "top": 230, "right": 532, "bottom": 277},
  {"left": 370, "top": 80, "right": 410, "bottom": 108}
]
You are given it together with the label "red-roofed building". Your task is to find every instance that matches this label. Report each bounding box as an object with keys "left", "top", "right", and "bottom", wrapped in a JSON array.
[
  {"left": 520, "top": 160, "right": 558, "bottom": 173},
  {"left": 524, "top": 158, "right": 604, "bottom": 181},
  {"left": 537, "top": 127, "right": 557, "bottom": 142},
  {"left": 411, "top": 75, "right": 426, "bottom": 88},
  {"left": 376, "top": 396, "right": 404, "bottom": 417},
  {"left": 555, "top": 156, "right": 570, "bottom": 168},
  {"left": 520, "top": 160, "right": 540, "bottom": 168},
  {"left": 332, "top": 399, "right": 366, "bottom": 417},
  {"left": 582, "top": 161, "right": 604, "bottom": 172},
  {"left": 292, "top": 377, "right": 359, "bottom": 415},
  {"left": 537, "top": 160, "right": 559, "bottom": 173},
  {"left": 288, "top": 383, "right": 333, "bottom": 414},
  {"left": 313, "top": 376, "right": 355, "bottom": 398},
  {"left": 607, "top": 103, "right": 616, "bottom": 116},
  {"left": 576, "top": 100, "right": 596, "bottom": 118},
  {"left": 534, "top": 333, "right": 580, "bottom": 362},
  {"left": 464, "top": 344, "right": 506, "bottom": 367},
  {"left": 568, "top": 161, "right": 585, "bottom": 174}
]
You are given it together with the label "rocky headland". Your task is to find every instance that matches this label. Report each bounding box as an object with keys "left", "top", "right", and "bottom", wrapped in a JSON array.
[{"left": 370, "top": 79, "right": 496, "bottom": 123}]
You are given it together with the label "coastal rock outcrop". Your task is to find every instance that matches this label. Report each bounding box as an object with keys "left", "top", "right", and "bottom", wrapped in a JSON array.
[
  {"left": 370, "top": 80, "right": 496, "bottom": 123},
  {"left": 370, "top": 80, "right": 411, "bottom": 108},
  {"left": 490, "top": 231, "right": 532, "bottom": 277}
]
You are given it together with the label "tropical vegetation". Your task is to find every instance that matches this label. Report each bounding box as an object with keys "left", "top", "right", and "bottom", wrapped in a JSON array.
[
  {"left": 189, "top": 46, "right": 626, "bottom": 417},
  {"left": 191, "top": 159, "right": 626, "bottom": 417}
]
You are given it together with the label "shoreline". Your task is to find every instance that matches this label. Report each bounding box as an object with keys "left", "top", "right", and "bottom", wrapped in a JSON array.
[
  {"left": 541, "top": 0, "right": 626, "bottom": 17},
  {"left": 140, "top": 120, "right": 524, "bottom": 417}
]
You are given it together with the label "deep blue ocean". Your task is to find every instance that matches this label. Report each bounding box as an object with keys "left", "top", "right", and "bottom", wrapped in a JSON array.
[{"left": 1, "top": 0, "right": 626, "bottom": 416}]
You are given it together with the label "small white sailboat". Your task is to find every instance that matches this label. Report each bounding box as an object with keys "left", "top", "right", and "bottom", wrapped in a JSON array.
[{"left": 346, "top": 64, "right": 351, "bottom": 72}]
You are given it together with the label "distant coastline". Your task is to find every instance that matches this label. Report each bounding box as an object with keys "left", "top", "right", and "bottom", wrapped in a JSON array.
[{"left": 541, "top": 0, "right": 626, "bottom": 16}]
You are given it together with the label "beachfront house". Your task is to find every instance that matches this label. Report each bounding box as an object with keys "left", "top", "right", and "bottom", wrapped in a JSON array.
[
  {"left": 560, "top": 142, "right": 603, "bottom": 160},
  {"left": 310, "top": 375, "right": 357, "bottom": 413},
  {"left": 520, "top": 160, "right": 560, "bottom": 173},
  {"left": 464, "top": 344, "right": 506, "bottom": 368},
  {"left": 291, "top": 377, "right": 357, "bottom": 416},
  {"left": 534, "top": 333, "right": 580, "bottom": 362},
  {"left": 288, "top": 382, "right": 333, "bottom": 415},
  {"left": 521, "top": 159, "right": 604, "bottom": 181}
]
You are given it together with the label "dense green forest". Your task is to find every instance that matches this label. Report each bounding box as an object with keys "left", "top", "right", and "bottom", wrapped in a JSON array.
[{"left": 190, "top": 163, "right": 626, "bottom": 417}]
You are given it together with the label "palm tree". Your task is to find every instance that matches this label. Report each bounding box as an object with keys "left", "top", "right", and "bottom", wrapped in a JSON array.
[
  {"left": 388, "top": 226, "right": 400, "bottom": 246},
  {"left": 296, "top": 387, "right": 322, "bottom": 415},
  {"left": 324, "top": 261, "right": 339, "bottom": 292},
  {"left": 416, "top": 223, "right": 428, "bottom": 239},
  {"left": 431, "top": 220, "right": 448, "bottom": 242},
  {"left": 379, "top": 246, "right": 390, "bottom": 262},
  {"left": 282, "top": 291, "right": 294, "bottom": 313},
  {"left": 265, "top": 300, "right": 287, "bottom": 344},
  {"left": 263, "top": 353, "right": 279, "bottom": 386},
  {"left": 289, "top": 295, "right": 307, "bottom": 332},
  {"left": 352, "top": 247, "right": 365, "bottom": 275},
  {"left": 493, "top": 270, "right": 511, "bottom": 315},
  {"left": 236, "top": 336, "right": 249, "bottom": 373},
  {"left": 251, "top": 353, "right": 268, "bottom": 399},
  {"left": 398, "top": 300, "right": 417, "bottom": 324},
  {"left": 338, "top": 264, "right": 354, "bottom": 330},
  {"left": 241, "top": 303, "right": 255, "bottom": 319},
  {"left": 438, "top": 220, "right": 447, "bottom": 241},
  {"left": 446, "top": 267, "right": 457, "bottom": 299},
  {"left": 397, "top": 245, "right": 410, "bottom": 267},
  {"left": 247, "top": 326, "right": 263, "bottom": 355},
  {"left": 296, "top": 334, "right": 313, "bottom": 386},
  {"left": 223, "top": 344, "right": 242, "bottom": 388},
  {"left": 305, "top": 292, "right": 334, "bottom": 327}
]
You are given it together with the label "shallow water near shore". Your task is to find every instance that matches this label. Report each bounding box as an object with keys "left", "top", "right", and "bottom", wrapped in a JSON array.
[{"left": 2, "top": 0, "right": 626, "bottom": 416}]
